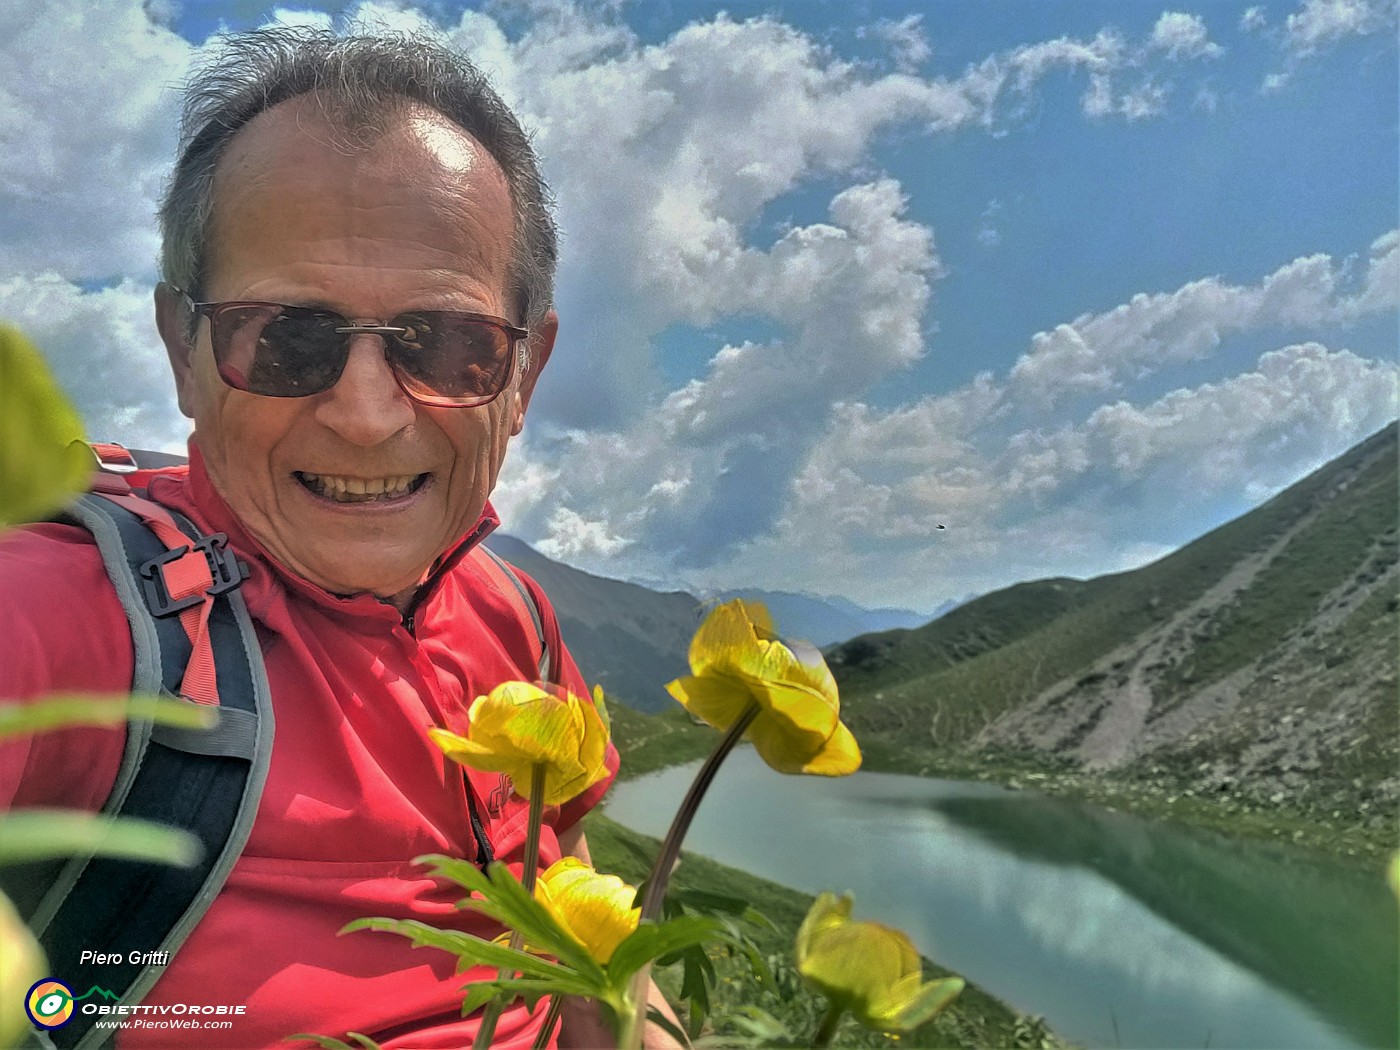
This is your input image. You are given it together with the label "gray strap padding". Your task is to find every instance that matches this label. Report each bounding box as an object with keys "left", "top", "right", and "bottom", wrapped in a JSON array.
[
  {"left": 151, "top": 706, "right": 259, "bottom": 759},
  {"left": 479, "top": 545, "right": 551, "bottom": 683},
  {"left": 27, "top": 495, "right": 164, "bottom": 937}
]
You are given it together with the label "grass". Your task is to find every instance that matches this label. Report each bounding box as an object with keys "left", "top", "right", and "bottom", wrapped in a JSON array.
[
  {"left": 608, "top": 702, "right": 716, "bottom": 781},
  {"left": 582, "top": 810, "right": 1068, "bottom": 1049}
]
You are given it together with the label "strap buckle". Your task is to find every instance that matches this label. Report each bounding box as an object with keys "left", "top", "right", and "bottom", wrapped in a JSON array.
[{"left": 139, "top": 533, "right": 249, "bottom": 617}]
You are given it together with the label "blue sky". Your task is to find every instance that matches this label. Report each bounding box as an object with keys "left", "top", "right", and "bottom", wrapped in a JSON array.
[{"left": 2, "top": 0, "right": 1396, "bottom": 610}]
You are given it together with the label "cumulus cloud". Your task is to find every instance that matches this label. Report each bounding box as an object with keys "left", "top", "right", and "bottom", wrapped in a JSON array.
[
  {"left": 1284, "top": 0, "right": 1397, "bottom": 55},
  {"left": 0, "top": 3, "right": 191, "bottom": 280},
  {"left": 1148, "top": 12, "right": 1224, "bottom": 60},
  {"left": 495, "top": 177, "right": 940, "bottom": 570},
  {"left": 749, "top": 338, "right": 1397, "bottom": 606},
  {"left": 1004, "top": 232, "right": 1399, "bottom": 408},
  {"left": 0, "top": 274, "right": 189, "bottom": 449}
]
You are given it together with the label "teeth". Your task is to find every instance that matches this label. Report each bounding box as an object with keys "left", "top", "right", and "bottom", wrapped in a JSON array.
[{"left": 297, "top": 473, "right": 421, "bottom": 503}]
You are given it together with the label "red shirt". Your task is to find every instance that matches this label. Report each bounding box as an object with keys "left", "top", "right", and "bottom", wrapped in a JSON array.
[{"left": 0, "top": 449, "right": 617, "bottom": 1048}]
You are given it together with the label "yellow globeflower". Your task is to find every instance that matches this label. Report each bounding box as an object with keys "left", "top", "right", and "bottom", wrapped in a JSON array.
[
  {"left": 536, "top": 857, "right": 641, "bottom": 965},
  {"left": 666, "top": 599, "right": 860, "bottom": 775},
  {"left": 430, "top": 681, "right": 610, "bottom": 806},
  {"left": 796, "top": 892, "right": 963, "bottom": 1034}
]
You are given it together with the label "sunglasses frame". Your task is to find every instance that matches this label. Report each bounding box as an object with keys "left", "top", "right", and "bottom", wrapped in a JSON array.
[{"left": 178, "top": 291, "right": 531, "bottom": 408}]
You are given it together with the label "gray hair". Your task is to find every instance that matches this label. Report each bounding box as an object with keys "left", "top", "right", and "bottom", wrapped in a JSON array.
[{"left": 158, "top": 26, "right": 557, "bottom": 328}]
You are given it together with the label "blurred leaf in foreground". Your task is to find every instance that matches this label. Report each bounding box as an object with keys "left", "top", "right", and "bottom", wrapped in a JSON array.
[{"left": 0, "top": 323, "right": 91, "bottom": 528}]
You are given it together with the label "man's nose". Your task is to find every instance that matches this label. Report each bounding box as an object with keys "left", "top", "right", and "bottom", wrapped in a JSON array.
[{"left": 312, "top": 335, "right": 416, "bottom": 445}]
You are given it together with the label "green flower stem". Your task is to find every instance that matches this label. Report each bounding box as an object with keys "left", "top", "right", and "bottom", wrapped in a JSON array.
[
  {"left": 618, "top": 701, "right": 761, "bottom": 1050},
  {"left": 639, "top": 702, "right": 759, "bottom": 922},
  {"left": 529, "top": 995, "right": 563, "bottom": 1050},
  {"left": 472, "top": 763, "right": 548, "bottom": 1050},
  {"left": 812, "top": 999, "right": 847, "bottom": 1048}
]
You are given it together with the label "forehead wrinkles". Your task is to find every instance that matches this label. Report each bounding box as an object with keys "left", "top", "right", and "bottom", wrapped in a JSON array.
[{"left": 206, "top": 97, "right": 514, "bottom": 288}]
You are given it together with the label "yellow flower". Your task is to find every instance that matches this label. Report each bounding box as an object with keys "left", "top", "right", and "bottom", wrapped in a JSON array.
[
  {"left": 666, "top": 599, "right": 861, "bottom": 775},
  {"left": 796, "top": 893, "right": 963, "bottom": 1034},
  {"left": 430, "top": 681, "right": 610, "bottom": 806},
  {"left": 534, "top": 857, "right": 641, "bottom": 965}
]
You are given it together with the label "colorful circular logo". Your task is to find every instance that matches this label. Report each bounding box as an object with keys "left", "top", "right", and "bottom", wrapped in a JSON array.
[{"left": 25, "top": 978, "right": 75, "bottom": 1029}]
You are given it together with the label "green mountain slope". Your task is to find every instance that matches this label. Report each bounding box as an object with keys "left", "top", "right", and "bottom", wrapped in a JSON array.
[
  {"left": 831, "top": 425, "right": 1398, "bottom": 824},
  {"left": 483, "top": 534, "right": 700, "bottom": 712}
]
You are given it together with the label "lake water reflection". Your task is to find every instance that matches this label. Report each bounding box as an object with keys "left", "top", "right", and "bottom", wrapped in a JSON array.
[{"left": 604, "top": 750, "right": 1398, "bottom": 1049}]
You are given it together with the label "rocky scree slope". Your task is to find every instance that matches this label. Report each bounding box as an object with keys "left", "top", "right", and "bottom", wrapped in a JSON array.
[{"left": 829, "top": 426, "right": 1398, "bottom": 833}]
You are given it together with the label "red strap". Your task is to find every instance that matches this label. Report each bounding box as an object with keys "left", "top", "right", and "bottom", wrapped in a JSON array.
[
  {"left": 92, "top": 490, "right": 222, "bottom": 706},
  {"left": 89, "top": 442, "right": 138, "bottom": 471}
]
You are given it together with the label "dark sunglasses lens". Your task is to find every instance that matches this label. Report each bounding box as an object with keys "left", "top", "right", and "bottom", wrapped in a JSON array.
[
  {"left": 389, "top": 313, "right": 514, "bottom": 405},
  {"left": 211, "top": 305, "right": 347, "bottom": 397}
]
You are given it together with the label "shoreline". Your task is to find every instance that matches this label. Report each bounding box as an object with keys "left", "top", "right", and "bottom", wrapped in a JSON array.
[
  {"left": 610, "top": 709, "right": 1392, "bottom": 865},
  {"left": 853, "top": 736, "right": 1395, "bottom": 865}
]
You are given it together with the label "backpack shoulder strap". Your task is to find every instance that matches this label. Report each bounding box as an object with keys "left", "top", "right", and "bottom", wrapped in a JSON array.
[
  {"left": 470, "top": 544, "right": 552, "bottom": 685},
  {"left": 20, "top": 491, "right": 275, "bottom": 1050}
]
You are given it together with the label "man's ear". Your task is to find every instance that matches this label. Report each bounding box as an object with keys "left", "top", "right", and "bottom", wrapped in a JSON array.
[
  {"left": 154, "top": 282, "right": 198, "bottom": 420},
  {"left": 511, "top": 308, "right": 558, "bottom": 436}
]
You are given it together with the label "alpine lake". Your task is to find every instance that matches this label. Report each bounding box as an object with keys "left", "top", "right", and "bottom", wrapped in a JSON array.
[{"left": 604, "top": 749, "right": 1399, "bottom": 1049}]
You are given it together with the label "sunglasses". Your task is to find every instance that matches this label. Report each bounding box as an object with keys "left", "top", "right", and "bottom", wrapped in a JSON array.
[{"left": 178, "top": 292, "right": 530, "bottom": 408}]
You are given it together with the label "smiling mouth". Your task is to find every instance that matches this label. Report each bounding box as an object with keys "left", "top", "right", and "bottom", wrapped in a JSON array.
[{"left": 295, "top": 471, "right": 429, "bottom": 504}]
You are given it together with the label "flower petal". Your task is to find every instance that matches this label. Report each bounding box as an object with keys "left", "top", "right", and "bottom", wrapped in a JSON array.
[
  {"left": 795, "top": 892, "right": 852, "bottom": 964},
  {"left": 665, "top": 674, "right": 754, "bottom": 731},
  {"left": 796, "top": 895, "right": 954, "bottom": 1034},
  {"left": 536, "top": 858, "right": 640, "bottom": 964},
  {"left": 688, "top": 600, "right": 771, "bottom": 679},
  {"left": 799, "top": 720, "right": 862, "bottom": 777},
  {"left": 435, "top": 681, "right": 611, "bottom": 807}
]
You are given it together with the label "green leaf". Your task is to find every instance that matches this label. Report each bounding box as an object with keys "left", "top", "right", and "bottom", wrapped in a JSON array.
[
  {"left": 0, "top": 810, "right": 199, "bottom": 867},
  {"left": 645, "top": 1004, "right": 691, "bottom": 1047},
  {"left": 0, "top": 324, "right": 91, "bottom": 528},
  {"left": 675, "top": 944, "right": 714, "bottom": 1037},
  {"left": 420, "top": 858, "right": 607, "bottom": 984},
  {"left": 0, "top": 694, "right": 218, "bottom": 741},
  {"left": 606, "top": 915, "right": 728, "bottom": 984},
  {"left": 341, "top": 918, "right": 569, "bottom": 981},
  {"left": 459, "top": 983, "right": 500, "bottom": 1017},
  {"left": 727, "top": 1005, "right": 793, "bottom": 1041},
  {"left": 736, "top": 938, "right": 778, "bottom": 997}
]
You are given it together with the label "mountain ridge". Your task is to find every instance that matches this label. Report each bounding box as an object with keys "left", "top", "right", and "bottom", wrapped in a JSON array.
[{"left": 828, "top": 424, "right": 1398, "bottom": 831}]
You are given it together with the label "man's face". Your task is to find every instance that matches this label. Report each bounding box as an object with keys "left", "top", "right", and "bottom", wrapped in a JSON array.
[{"left": 159, "top": 98, "right": 552, "bottom": 605}]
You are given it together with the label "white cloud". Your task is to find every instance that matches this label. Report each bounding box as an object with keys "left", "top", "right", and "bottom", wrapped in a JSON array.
[
  {"left": 1081, "top": 73, "right": 1170, "bottom": 121},
  {"left": 1240, "top": 6, "right": 1270, "bottom": 31},
  {"left": 498, "top": 176, "right": 941, "bottom": 570},
  {"left": 1148, "top": 12, "right": 1224, "bottom": 60},
  {"left": 863, "top": 14, "right": 932, "bottom": 73},
  {"left": 1262, "top": 71, "right": 1292, "bottom": 91},
  {"left": 749, "top": 339, "right": 1397, "bottom": 607},
  {"left": 0, "top": 2, "right": 191, "bottom": 280},
  {"left": 536, "top": 506, "right": 634, "bottom": 561},
  {"left": 1004, "top": 234, "right": 1398, "bottom": 407},
  {"left": 0, "top": 274, "right": 189, "bottom": 450},
  {"left": 1284, "top": 0, "right": 1397, "bottom": 55}
]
